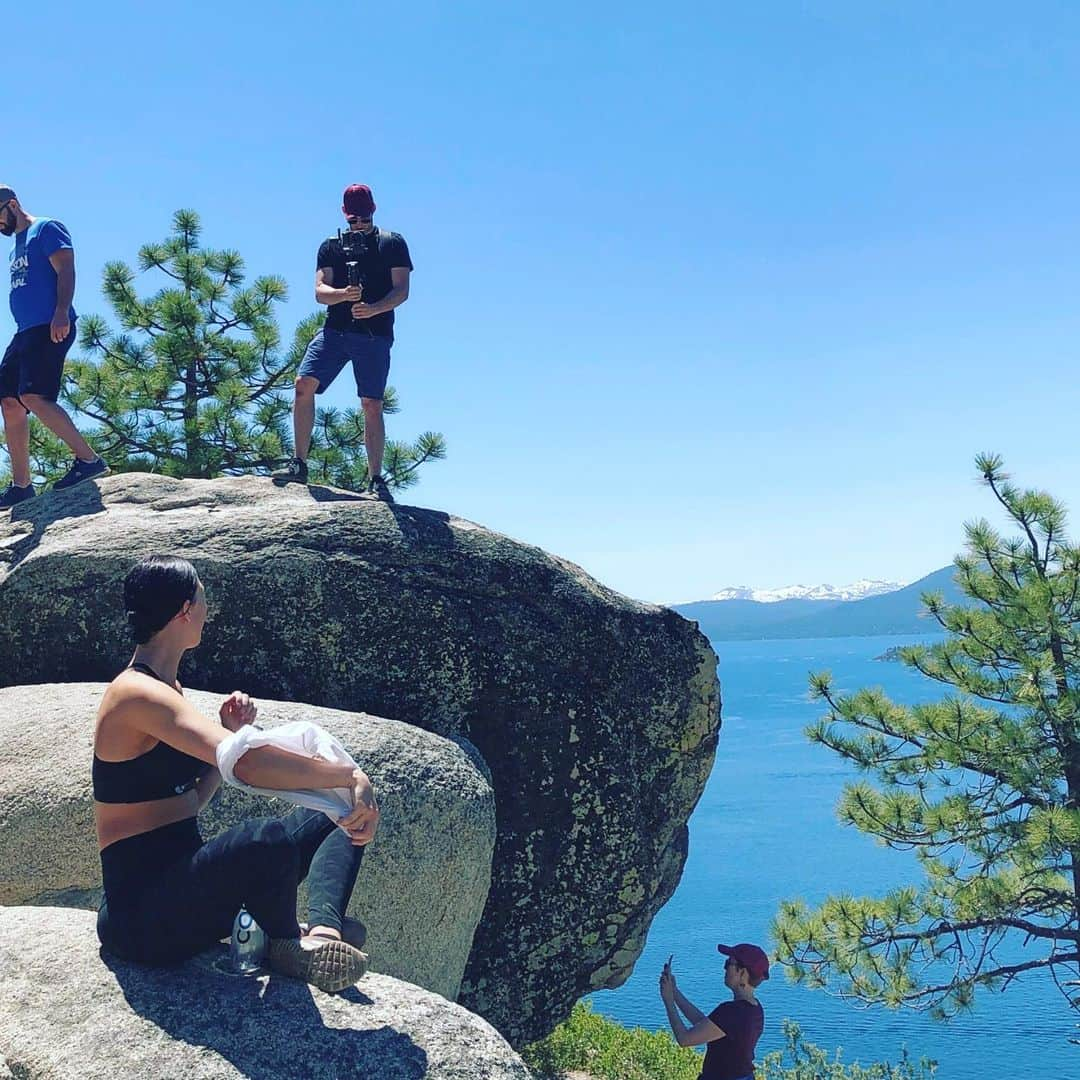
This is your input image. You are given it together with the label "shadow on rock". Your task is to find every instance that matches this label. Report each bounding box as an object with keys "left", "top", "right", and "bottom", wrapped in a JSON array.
[
  {"left": 287, "top": 483, "right": 456, "bottom": 548},
  {"left": 295, "top": 483, "right": 368, "bottom": 503},
  {"left": 1, "top": 481, "right": 106, "bottom": 568},
  {"left": 303, "top": 485, "right": 458, "bottom": 551},
  {"left": 385, "top": 504, "right": 456, "bottom": 549},
  {"left": 103, "top": 945, "right": 429, "bottom": 1079}
]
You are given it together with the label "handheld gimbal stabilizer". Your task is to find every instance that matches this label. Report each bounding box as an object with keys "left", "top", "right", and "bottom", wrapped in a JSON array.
[{"left": 337, "top": 227, "right": 378, "bottom": 324}]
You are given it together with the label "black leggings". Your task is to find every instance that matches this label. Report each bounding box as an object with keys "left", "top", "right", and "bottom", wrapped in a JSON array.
[{"left": 96, "top": 809, "right": 363, "bottom": 964}]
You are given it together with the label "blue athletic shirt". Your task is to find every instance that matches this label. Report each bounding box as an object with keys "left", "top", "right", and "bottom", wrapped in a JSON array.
[{"left": 9, "top": 218, "right": 76, "bottom": 332}]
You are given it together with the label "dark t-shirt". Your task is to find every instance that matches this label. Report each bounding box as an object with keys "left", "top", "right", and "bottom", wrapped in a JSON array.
[
  {"left": 700, "top": 999, "right": 764, "bottom": 1080},
  {"left": 317, "top": 228, "right": 412, "bottom": 339}
]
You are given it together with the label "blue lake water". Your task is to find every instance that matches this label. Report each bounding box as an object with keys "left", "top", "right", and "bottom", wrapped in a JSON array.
[{"left": 588, "top": 635, "right": 1077, "bottom": 1079}]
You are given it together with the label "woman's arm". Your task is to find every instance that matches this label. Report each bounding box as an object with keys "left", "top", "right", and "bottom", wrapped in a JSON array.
[
  {"left": 658, "top": 959, "right": 707, "bottom": 1024},
  {"left": 117, "top": 680, "right": 379, "bottom": 844},
  {"left": 660, "top": 970, "right": 724, "bottom": 1048},
  {"left": 673, "top": 985, "right": 708, "bottom": 1026},
  {"left": 116, "top": 681, "right": 357, "bottom": 793},
  {"left": 192, "top": 689, "right": 249, "bottom": 809},
  {"left": 670, "top": 1013, "right": 725, "bottom": 1048},
  {"left": 194, "top": 767, "right": 223, "bottom": 810}
]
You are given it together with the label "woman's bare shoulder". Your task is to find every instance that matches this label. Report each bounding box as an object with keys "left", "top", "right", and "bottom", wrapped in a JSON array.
[{"left": 97, "top": 670, "right": 179, "bottom": 731}]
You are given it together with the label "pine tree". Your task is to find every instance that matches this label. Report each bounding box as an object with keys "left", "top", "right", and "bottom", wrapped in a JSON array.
[
  {"left": 774, "top": 455, "right": 1080, "bottom": 1027},
  {"left": 2, "top": 210, "right": 445, "bottom": 490}
]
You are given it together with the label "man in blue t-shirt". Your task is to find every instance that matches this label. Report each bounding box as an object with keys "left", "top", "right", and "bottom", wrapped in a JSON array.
[
  {"left": 272, "top": 183, "right": 412, "bottom": 502},
  {"left": 0, "top": 184, "right": 107, "bottom": 509}
]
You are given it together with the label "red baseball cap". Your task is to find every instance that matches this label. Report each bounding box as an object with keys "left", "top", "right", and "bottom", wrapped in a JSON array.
[
  {"left": 342, "top": 184, "right": 376, "bottom": 218},
  {"left": 718, "top": 942, "right": 770, "bottom": 981}
]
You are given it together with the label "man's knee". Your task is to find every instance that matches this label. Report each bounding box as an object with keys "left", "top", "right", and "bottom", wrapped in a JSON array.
[
  {"left": 295, "top": 375, "right": 320, "bottom": 398},
  {"left": 360, "top": 397, "right": 383, "bottom": 414},
  {"left": 1, "top": 396, "right": 25, "bottom": 418}
]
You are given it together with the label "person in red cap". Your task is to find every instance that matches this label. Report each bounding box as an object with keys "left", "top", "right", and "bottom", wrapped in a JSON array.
[
  {"left": 659, "top": 941, "right": 768, "bottom": 1080},
  {"left": 273, "top": 183, "right": 412, "bottom": 502}
]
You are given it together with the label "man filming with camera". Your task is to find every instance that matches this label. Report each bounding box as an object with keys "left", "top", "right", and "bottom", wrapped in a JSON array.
[{"left": 274, "top": 183, "right": 412, "bottom": 502}]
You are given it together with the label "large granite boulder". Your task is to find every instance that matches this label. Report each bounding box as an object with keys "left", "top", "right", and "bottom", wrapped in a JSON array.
[
  {"left": 0, "top": 906, "right": 531, "bottom": 1079},
  {"left": 0, "top": 474, "right": 720, "bottom": 1045},
  {"left": 0, "top": 683, "right": 495, "bottom": 1002}
]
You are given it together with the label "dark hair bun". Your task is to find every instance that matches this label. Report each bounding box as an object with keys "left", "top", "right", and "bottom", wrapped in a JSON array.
[{"left": 123, "top": 556, "right": 199, "bottom": 645}]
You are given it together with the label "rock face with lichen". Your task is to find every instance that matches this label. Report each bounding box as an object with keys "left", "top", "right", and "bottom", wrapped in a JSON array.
[{"left": 0, "top": 474, "right": 720, "bottom": 1046}]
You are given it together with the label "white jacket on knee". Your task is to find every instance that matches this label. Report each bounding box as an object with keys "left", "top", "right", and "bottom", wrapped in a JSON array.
[{"left": 216, "top": 720, "right": 360, "bottom": 820}]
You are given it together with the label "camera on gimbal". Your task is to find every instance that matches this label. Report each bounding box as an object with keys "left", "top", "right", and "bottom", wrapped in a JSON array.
[{"left": 337, "top": 227, "right": 378, "bottom": 322}]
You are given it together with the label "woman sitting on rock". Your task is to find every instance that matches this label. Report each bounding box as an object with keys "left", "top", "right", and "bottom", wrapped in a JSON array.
[{"left": 94, "top": 554, "right": 378, "bottom": 992}]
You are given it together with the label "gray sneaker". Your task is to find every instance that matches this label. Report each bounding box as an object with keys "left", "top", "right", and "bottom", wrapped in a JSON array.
[
  {"left": 299, "top": 917, "right": 367, "bottom": 951},
  {"left": 367, "top": 474, "right": 394, "bottom": 503},
  {"left": 0, "top": 483, "right": 36, "bottom": 509},
  {"left": 272, "top": 457, "right": 309, "bottom": 484},
  {"left": 266, "top": 936, "right": 367, "bottom": 993}
]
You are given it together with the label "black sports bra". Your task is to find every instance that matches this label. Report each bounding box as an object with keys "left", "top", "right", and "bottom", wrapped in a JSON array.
[{"left": 92, "top": 663, "right": 209, "bottom": 804}]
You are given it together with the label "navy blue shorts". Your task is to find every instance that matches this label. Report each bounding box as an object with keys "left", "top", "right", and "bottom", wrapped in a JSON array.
[
  {"left": 0, "top": 320, "right": 77, "bottom": 409},
  {"left": 298, "top": 328, "right": 391, "bottom": 400}
]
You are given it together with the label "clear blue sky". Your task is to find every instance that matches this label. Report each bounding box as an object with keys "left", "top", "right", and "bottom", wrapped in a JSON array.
[{"left": 8, "top": 2, "right": 1080, "bottom": 603}]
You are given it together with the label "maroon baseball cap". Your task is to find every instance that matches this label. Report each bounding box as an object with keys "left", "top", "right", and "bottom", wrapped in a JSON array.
[
  {"left": 718, "top": 942, "right": 770, "bottom": 981},
  {"left": 342, "top": 184, "right": 376, "bottom": 218}
]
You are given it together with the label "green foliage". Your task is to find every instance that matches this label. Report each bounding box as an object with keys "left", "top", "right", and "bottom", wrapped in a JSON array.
[
  {"left": 521, "top": 1004, "right": 935, "bottom": 1080},
  {"left": 1, "top": 210, "right": 445, "bottom": 491},
  {"left": 775, "top": 455, "right": 1080, "bottom": 1025},
  {"left": 757, "top": 1020, "right": 936, "bottom": 1080},
  {"left": 521, "top": 1002, "right": 709, "bottom": 1080}
]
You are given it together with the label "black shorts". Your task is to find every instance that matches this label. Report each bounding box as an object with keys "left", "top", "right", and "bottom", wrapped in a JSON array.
[{"left": 0, "top": 320, "right": 77, "bottom": 408}]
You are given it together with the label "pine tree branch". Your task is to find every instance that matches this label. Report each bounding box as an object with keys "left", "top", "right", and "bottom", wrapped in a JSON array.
[
  {"left": 900, "top": 952, "right": 1080, "bottom": 1004},
  {"left": 247, "top": 348, "right": 293, "bottom": 402},
  {"left": 980, "top": 546, "right": 1021, "bottom": 599},
  {"left": 906, "top": 652, "right": 1014, "bottom": 707},
  {"left": 387, "top": 441, "right": 445, "bottom": 484},
  {"left": 206, "top": 304, "right": 244, "bottom": 337},
  {"left": 74, "top": 404, "right": 170, "bottom": 459},
  {"left": 818, "top": 683, "right": 1040, "bottom": 798},
  {"left": 986, "top": 472, "right": 1047, "bottom": 577}
]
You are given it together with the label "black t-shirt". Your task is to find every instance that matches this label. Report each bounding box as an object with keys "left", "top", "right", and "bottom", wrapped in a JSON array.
[
  {"left": 317, "top": 228, "right": 413, "bottom": 339},
  {"left": 700, "top": 999, "right": 764, "bottom": 1080}
]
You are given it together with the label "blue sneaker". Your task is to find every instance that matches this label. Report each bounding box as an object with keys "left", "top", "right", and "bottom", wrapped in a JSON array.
[
  {"left": 0, "top": 482, "right": 36, "bottom": 509},
  {"left": 52, "top": 456, "right": 109, "bottom": 491}
]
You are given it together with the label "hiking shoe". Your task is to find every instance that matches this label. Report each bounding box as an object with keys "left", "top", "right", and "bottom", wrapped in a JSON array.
[
  {"left": 52, "top": 456, "right": 109, "bottom": 491},
  {"left": 0, "top": 483, "right": 36, "bottom": 509},
  {"left": 272, "top": 457, "right": 309, "bottom": 484},
  {"left": 267, "top": 936, "right": 367, "bottom": 993},
  {"left": 367, "top": 474, "right": 394, "bottom": 503}
]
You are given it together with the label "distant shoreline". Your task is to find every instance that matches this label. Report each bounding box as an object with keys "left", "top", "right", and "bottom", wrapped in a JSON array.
[
  {"left": 674, "top": 566, "right": 962, "bottom": 643},
  {"left": 875, "top": 645, "right": 906, "bottom": 661}
]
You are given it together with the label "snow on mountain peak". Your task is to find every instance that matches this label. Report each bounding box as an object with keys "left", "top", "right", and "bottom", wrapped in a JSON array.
[{"left": 708, "top": 579, "right": 904, "bottom": 604}]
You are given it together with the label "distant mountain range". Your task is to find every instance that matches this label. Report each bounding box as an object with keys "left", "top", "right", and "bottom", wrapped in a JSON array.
[
  {"left": 673, "top": 566, "right": 964, "bottom": 641},
  {"left": 707, "top": 579, "right": 903, "bottom": 603}
]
